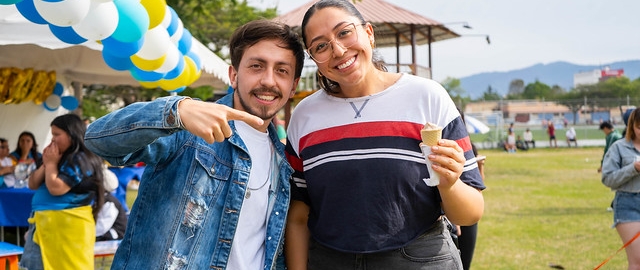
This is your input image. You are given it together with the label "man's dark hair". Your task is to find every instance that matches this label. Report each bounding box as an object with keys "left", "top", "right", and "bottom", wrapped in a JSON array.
[
  {"left": 599, "top": 121, "right": 613, "bottom": 130},
  {"left": 228, "top": 19, "right": 305, "bottom": 79}
]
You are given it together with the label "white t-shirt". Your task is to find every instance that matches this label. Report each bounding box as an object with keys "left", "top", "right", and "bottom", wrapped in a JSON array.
[
  {"left": 566, "top": 128, "right": 576, "bottom": 139},
  {"left": 1, "top": 157, "right": 16, "bottom": 187},
  {"left": 227, "top": 121, "right": 272, "bottom": 270}
]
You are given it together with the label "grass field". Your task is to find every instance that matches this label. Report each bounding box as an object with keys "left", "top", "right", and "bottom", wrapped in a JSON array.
[
  {"left": 123, "top": 147, "right": 630, "bottom": 269},
  {"left": 473, "top": 147, "right": 626, "bottom": 269}
]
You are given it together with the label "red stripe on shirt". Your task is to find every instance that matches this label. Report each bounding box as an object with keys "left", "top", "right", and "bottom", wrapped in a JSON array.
[{"left": 299, "top": 121, "right": 423, "bottom": 150}]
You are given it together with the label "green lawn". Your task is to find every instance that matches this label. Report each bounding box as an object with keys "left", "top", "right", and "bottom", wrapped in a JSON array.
[
  {"left": 123, "top": 147, "right": 628, "bottom": 269},
  {"left": 473, "top": 147, "right": 626, "bottom": 269}
]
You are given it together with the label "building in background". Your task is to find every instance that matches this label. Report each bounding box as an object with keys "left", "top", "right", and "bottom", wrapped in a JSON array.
[{"left": 573, "top": 67, "right": 624, "bottom": 87}]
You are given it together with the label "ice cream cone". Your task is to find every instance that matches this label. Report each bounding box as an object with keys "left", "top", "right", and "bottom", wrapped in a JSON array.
[{"left": 420, "top": 122, "right": 442, "bottom": 146}]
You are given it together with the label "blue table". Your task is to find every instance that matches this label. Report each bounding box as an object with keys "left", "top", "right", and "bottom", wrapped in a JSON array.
[
  {"left": 0, "top": 188, "right": 35, "bottom": 246},
  {"left": 0, "top": 188, "right": 34, "bottom": 227},
  {"left": 108, "top": 166, "right": 145, "bottom": 213}
]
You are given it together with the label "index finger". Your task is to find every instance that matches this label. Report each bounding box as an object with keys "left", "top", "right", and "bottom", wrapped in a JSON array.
[
  {"left": 438, "top": 139, "right": 462, "bottom": 151},
  {"left": 226, "top": 108, "right": 264, "bottom": 127}
]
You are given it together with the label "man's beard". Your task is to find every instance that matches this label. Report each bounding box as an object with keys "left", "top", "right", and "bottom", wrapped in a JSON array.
[{"left": 236, "top": 86, "right": 282, "bottom": 121}]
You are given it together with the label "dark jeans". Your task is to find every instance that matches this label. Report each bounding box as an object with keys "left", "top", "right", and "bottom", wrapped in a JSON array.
[{"left": 308, "top": 219, "right": 462, "bottom": 270}]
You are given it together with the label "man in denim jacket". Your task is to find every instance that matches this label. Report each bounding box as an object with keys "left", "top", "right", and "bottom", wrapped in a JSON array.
[{"left": 85, "top": 19, "right": 304, "bottom": 269}]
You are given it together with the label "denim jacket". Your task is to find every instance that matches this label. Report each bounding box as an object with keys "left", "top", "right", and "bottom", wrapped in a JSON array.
[
  {"left": 85, "top": 94, "right": 292, "bottom": 270},
  {"left": 602, "top": 138, "right": 640, "bottom": 192}
]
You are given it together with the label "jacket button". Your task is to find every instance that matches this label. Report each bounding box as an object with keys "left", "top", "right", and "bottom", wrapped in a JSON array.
[
  {"left": 267, "top": 236, "right": 272, "bottom": 241},
  {"left": 210, "top": 167, "right": 215, "bottom": 174},
  {"left": 275, "top": 212, "right": 279, "bottom": 215}
]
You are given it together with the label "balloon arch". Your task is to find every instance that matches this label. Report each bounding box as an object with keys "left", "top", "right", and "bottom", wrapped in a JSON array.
[{"left": 1, "top": 0, "right": 203, "bottom": 98}]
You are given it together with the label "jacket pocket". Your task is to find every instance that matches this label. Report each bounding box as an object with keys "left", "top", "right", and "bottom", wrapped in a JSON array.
[{"left": 191, "top": 149, "right": 231, "bottom": 196}]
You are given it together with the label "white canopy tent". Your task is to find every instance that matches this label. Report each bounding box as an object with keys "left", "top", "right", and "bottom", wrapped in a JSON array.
[{"left": 0, "top": 5, "right": 230, "bottom": 150}]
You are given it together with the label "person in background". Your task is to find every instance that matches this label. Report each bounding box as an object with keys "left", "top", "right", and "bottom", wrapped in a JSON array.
[
  {"left": 96, "top": 165, "right": 127, "bottom": 241},
  {"left": 10, "top": 131, "right": 42, "bottom": 165},
  {"left": 273, "top": 116, "right": 287, "bottom": 144},
  {"left": 0, "top": 138, "right": 16, "bottom": 188},
  {"left": 547, "top": 122, "right": 557, "bottom": 148},
  {"left": 85, "top": 19, "right": 304, "bottom": 269},
  {"left": 516, "top": 135, "right": 529, "bottom": 151},
  {"left": 10, "top": 131, "right": 42, "bottom": 187},
  {"left": 505, "top": 129, "right": 517, "bottom": 153},
  {"left": 284, "top": 1, "right": 485, "bottom": 269},
  {"left": 598, "top": 121, "right": 623, "bottom": 173},
  {"left": 20, "top": 114, "right": 105, "bottom": 270},
  {"left": 523, "top": 128, "right": 535, "bottom": 148},
  {"left": 565, "top": 126, "right": 577, "bottom": 147},
  {"left": 601, "top": 108, "right": 640, "bottom": 270}
]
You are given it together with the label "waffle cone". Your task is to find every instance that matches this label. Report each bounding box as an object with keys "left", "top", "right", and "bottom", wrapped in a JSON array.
[{"left": 420, "top": 123, "right": 442, "bottom": 146}]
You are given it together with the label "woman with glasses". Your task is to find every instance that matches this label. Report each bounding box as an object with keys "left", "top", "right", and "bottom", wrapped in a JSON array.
[{"left": 284, "top": 0, "right": 485, "bottom": 269}]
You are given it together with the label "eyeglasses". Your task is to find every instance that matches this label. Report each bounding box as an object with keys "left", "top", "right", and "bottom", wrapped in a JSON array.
[{"left": 307, "top": 23, "right": 362, "bottom": 63}]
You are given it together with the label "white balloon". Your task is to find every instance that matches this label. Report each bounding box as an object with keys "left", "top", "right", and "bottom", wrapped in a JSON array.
[
  {"left": 155, "top": 43, "right": 180, "bottom": 73},
  {"left": 34, "top": 0, "right": 91, "bottom": 27},
  {"left": 169, "top": 21, "right": 184, "bottom": 45},
  {"left": 135, "top": 25, "right": 170, "bottom": 60},
  {"left": 73, "top": 0, "right": 119, "bottom": 41},
  {"left": 160, "top": 5, "right": 172, "bottom": 29}
]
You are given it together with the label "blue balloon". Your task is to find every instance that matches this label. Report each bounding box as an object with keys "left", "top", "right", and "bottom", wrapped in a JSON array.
[
  {"left": 49, "top": 24, "right": 87, "bottom": 45},
  {"left": 177, "top": 29, "right": 192, "bottom": 55},
  {"left": 61, "top": 96, "right": 79, "bottom": 111},
  {"left": 102, "top": 35, "right": 144, "bottom": 58},
  {"left": 15, "top": 0, "right": 47, "bottom": 24},
  {"left": 102, "top": 50, "right": 134, "bottom": 71},
  {"left": 111, "top": 0, "right": 149, "bottom": 43},
  {"left": 130, "top": 67, "right": 165, "bottom": 82},
  {"left": 186, "top": 51, "right": 201, "bottom": 72},
  {"left": 166, "top": 7, "right": 179, "bottom": 36},
  {"left": 164, "top": 56, "right": 185, "bottom": 80},
  {"left": 53, "top": 82, "right": 63, "bottom": 96},
  {"left": 0, "top": 0, "right": 23, "bottom": 5}
]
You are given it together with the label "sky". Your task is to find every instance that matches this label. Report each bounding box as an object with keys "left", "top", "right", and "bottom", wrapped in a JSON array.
[{"left": 247, "top": 0, "right": 640, "bottom": 82}]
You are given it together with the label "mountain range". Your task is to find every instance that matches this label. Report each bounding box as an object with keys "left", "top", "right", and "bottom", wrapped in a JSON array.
[{"left": 459, "top": 60, "right": 640, "bottom": 99}]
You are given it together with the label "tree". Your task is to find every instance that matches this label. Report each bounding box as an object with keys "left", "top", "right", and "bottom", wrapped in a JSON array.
[
  {"left": 441, "top": 77, "right": 465, "bottom": 97},
  {"left": 440, "top": 77, "right": 471, "bottom": 108},
  {"left": 522, "top": 80, "right": 553, "bottom": 99},
  {"left": 557, "top": 76, "right": 640, "bottom": 124},
  {"left": 481, "top": 85, "right": 501, "bottom": 101},
  {"left": 167, "top": 0, "right": 278, "bottom": 56}
]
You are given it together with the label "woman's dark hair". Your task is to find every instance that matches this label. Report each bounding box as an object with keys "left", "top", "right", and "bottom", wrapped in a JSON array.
[
  {"left": 14, "top": 131, "right": 41, "bottom": 165},
  {"left": 51, "top": 114, "right": 105, "bottom": 221},
  {"left": 229, "top": 19, "right": 305, "bottom": 80},
  {"left": 301, "top": 0, "right": 387, "bottom": 94}
]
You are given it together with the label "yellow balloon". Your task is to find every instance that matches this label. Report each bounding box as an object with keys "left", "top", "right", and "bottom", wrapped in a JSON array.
[
  {"left": 139, "top": 81, "right": 160, "bottom": 89},
  {"left": 131, "top": 54, "right": 167, "bottom": 71},
  {"left": 159, "top": 56, "right": 193, "bottom": 90},
  {"left": 182, "top": 56, "right": 199, "bottom": 86},
  {"left": 141, "top": 0, "right": 167, "bottom": 29}
]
